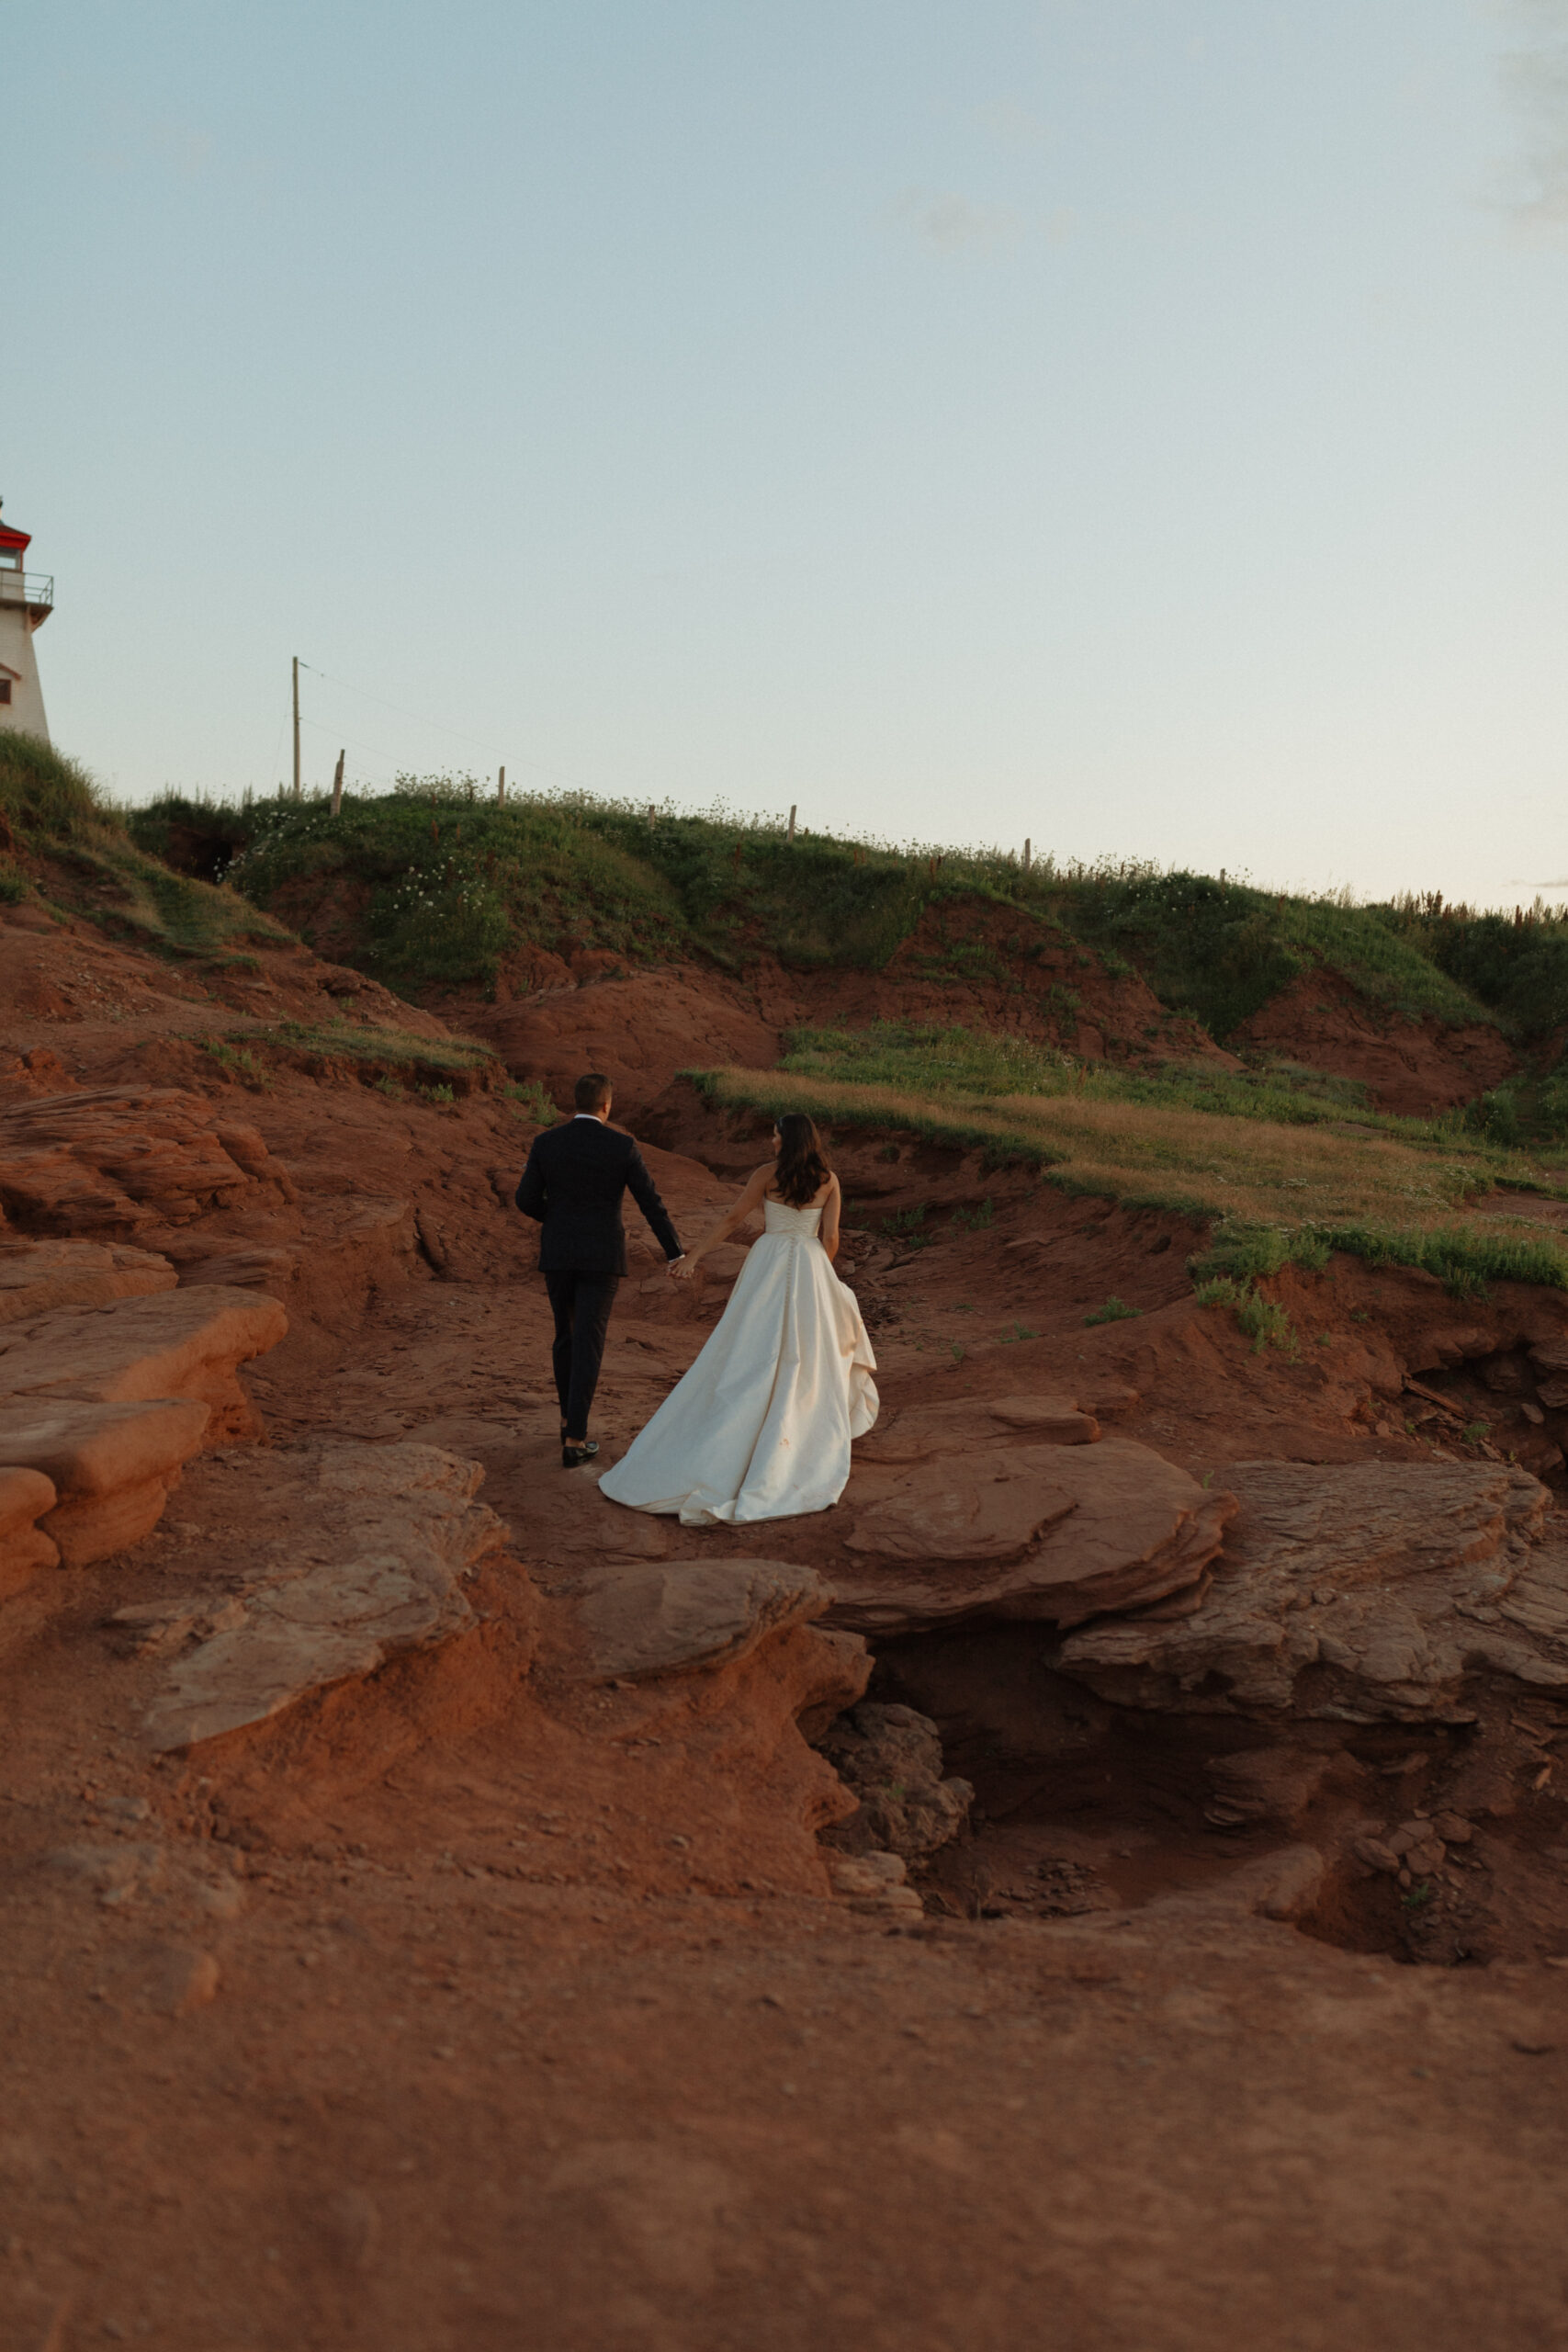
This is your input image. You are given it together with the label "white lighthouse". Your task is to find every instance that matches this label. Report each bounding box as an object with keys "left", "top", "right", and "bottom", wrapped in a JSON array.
[{"left": 0, "top": 500, "right": 52, "bottom": 741}]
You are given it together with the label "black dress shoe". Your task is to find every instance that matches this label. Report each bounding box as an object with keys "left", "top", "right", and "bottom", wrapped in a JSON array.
[{"left": 561, "top": 1440, "right": 600, "bottom": 1468}]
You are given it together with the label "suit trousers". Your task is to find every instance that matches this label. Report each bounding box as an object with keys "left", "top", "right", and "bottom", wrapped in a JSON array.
[{"left": 544, "top": 1269, "right": 620, "bottom": 1437}]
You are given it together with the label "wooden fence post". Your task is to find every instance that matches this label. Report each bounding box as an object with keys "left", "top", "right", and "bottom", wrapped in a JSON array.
[
  {"left": 498, "top": 766, "right": 506, "bottom": 804},
  {"left": 1022, "top": 837, "right": 1031, "bottom": 874},
  {"left": 787, "top": 804, "right": 797, "bottom": 844},
  {"left": 331, "top": 750, "right": 344, "bottom": 817}
]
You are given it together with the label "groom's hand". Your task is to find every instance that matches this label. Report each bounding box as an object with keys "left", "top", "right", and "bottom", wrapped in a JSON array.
[
  {"left": 667, "top": 1254, "right": 694, "bottom": 1282},
  {"left": 664, "top": 1253, "right": 686, "bottom": 1279}
]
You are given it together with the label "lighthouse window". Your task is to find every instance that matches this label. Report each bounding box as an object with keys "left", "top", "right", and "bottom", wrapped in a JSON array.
[
  {"left": 0, "top": 681, "right": 11, "bottom": 703},
  {"left": 0, "top": 550, "right": 19, "bottom": 569}
]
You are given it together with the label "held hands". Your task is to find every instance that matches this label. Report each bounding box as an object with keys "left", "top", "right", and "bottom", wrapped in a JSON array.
[{"left": 667, "top": 1253, "right": 696, "bottom": 1283}]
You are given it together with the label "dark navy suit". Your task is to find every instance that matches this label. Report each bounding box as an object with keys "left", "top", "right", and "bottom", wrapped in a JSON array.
[{"left": 515, "top": 1117, "right": 682, "bottom": 1437}]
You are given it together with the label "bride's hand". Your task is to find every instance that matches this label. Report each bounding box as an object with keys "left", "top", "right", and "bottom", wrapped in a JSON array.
[{"left": 669, "top": 1255, "right": 697, "bottom": 1283}]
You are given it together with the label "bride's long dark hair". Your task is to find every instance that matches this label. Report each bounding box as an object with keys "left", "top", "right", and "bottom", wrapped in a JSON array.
[{"left": 773, "top": 1113, "right": 830, "bottom": 1208}]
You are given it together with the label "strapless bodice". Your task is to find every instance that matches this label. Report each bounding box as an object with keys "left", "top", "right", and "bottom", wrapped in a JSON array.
[{"left": 762, "top": 1196, "right": 824, "bottom": 1238}]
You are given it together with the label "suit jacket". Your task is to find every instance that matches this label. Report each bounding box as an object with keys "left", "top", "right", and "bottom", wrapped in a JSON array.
[{"left": 514, "top": 1117, "right": 682, "bottom": 1276}]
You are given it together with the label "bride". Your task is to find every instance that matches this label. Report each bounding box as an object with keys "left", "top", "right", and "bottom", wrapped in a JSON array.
[{"left": 598, "top": 1113, "right": 879, "bottom": 1525}]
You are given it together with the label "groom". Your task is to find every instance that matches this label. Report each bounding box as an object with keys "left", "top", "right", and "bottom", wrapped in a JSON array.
[{"left": 515, "top": 1072, "right": 685, "bottom": 1467}]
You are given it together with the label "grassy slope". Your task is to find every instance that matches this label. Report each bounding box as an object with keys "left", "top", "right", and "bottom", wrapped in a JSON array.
[
  {"left": 1, "top": 735, "right": 501, "bottom": 1086},
  {"left": 1, "top": 732, "right": 290, "bottom": 966},
  {"left": 132, "top": 780, "right": 1516, "bottom": 1046},
  {"left": 692, "top": 1023, "right": 1568, "bottom": 1293},
  {"left": 1046, "top": 869, "right": 1489, "bottom": 1036}
]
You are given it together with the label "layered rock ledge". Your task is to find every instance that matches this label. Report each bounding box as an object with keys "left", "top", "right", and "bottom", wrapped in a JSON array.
[
  {"left": 0, "top": 1086, "right": 293, "bottom": 1239},
  {"left": 0, "top": 1283, "right": 287, "bottom": 1573},
  {"left": 1055, "top": 1457, "right": 1568, "bottom": 1722},
  {"left": 136, "top": 1442, "right": 509, "bottom": 1750},
  {"left": 570, "top": 1557, "right": 832, "bottom": 1683},
  {"left": 828, "top": 1429, "right": 1235, "bottom": 1634}
]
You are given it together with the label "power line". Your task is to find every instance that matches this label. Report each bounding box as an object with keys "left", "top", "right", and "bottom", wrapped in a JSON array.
[
  {"left": 297, "top": 662, "right": 509, "bottom": 762},
  {"left": 295, "top": 660, "right": 602, "bottom": 794}
]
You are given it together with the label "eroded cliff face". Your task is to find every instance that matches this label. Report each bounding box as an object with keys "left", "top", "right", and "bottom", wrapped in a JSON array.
[
  {"left": 5, "top": 887, "right": 1568, "bottom": 2352},
  {"left": 1228, "top": 965, "right": 1517, "bottom": 1114}
]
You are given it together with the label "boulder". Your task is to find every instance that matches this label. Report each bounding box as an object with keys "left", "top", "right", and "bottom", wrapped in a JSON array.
[
  {"left": 571, "top": 1557, "right": 830, "bottom": 1683},
  {"left": 828, "top": 1438, "right": 1235, "bottom": 1634},
  {"left": 0, "top": 1284, "right": 287, "bottom": 1441},
  {"left": 0, "top": 1397, "right": 210, "bottom": 1567},
  {"left": 0, "top": 1087, "right": 290, "bottom": 1238},
  {"left": 818, "top": 1702, "right": 974, "bottom": 1860},
  {"left": 854, "top": 1393, "right": 1099, "bottom": 1464},
  {"left": 0, "top": 1464, "right": 58, "bottom": 1595},
  {"left": 1055, "top": 1458, "right": 1566, "bottom": 1724},
  {"left": 142, "top": 1442, "right": 508, "bottom": 1750},
  {"left": 0, "top": 1237, "right": 177, "bottom": 1324}
]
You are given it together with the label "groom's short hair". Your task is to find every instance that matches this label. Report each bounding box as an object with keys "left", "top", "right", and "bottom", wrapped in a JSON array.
[{"left": 574, "top": 1072, "right": 613, "bottom": 1114}]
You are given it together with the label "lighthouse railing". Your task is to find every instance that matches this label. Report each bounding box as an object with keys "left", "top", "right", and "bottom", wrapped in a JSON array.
[{"left": 0, "top": 572, "right": 53, "bottom": 611}]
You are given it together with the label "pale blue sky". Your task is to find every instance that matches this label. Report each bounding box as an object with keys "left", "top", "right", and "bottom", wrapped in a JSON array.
[{"left": 7, "top": 2, "right": 1567, "bottom": 902}]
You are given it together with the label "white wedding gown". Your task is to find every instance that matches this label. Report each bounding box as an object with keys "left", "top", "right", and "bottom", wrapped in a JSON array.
[{"left": 598, "top": 1196, "right": 880, "bottom": 1525}]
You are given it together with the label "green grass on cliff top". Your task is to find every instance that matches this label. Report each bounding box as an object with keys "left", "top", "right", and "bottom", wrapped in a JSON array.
[
  {"left": 125, "top": 772, "right": 1558, "bottom": 1049},
  {"left": 0, "top": 731, "right": 287, "bottom": 962}
]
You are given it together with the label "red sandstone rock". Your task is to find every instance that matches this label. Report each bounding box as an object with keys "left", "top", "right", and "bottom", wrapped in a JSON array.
[
  {"left": 466, "top": 969, "right": 781, "bottom": 1120},
  {"left": 829, "top": 1437, "right": 1235, "bottom": 1632},
  {"left": 1055, "top": 1458, "right": 1564, "bottom": 1721},
  {"left": 141, "top": 1442, "right": 510, "bottom": 1750},
  {"left": 570, "top": 1558, "right": 832, "bottom": 1683},
  {"left": 0, "top": 1396, "right": 210, "bottom": 1568},
  {"left": 0, "top": 1237, "right": 177, "bottom": 1324},
  {"left": 0, "top": 1284, "right": 287, "bottom": 1441},
  {"left": 855, "top": 1392, "right": 1099, "bottom": 1462},
  {"left": 0, "top": 1087, "right": 291, "bottom": 1238},
  {"left": 0, "top": 1464, "right": 58, "bottom": 1594}
]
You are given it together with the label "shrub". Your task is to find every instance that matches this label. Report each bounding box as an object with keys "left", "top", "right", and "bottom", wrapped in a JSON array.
[
  {"left": 1190, "top": 1227, "right": 1330, "bottom": 1283},
  {"left": 951, "top": 1196, "right": 995, "bottom": 1231},
  {"left": 1084, "top": 1295, "right": 1140, "bottom": 1325},
  {"left": 506, "top": 1078, "right": 558, "bottom": 1124},
  {"left": 1235, "top": 1292, "right": 1299, "bottom": 1357},
  {"left": 200, "top": 1039, "right": 268, "bottom": 1089}
]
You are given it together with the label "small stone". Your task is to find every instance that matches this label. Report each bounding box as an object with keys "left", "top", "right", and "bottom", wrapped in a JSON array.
[
  {"left": 196, "top": 1878, "right": 246, "bottom": 1920},
  {"left": 1351, "top": 1834, "right": 1401, "bottom": 1874},
  {"left": 146, "top": 1945, "right": 220, "bottom": 2017},
  {"left": 1433, "top": 1812, "right": 1472, "bottom": 1844}
]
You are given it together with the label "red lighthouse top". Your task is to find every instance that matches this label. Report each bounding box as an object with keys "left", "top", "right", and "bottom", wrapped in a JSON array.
[{"left": 0, "top": 521, "right": 29, "bottom": 557}]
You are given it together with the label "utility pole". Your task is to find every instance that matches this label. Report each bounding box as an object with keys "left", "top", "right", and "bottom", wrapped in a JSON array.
[
  {"left": 1022, "top": 838, "right": 1032, "bottom": 875},
  {"left": 292, "top": 657, "right": 301, "bottom": 800},
  {"left": 498, "top": 765, "right": 506, "bottom": 805},
  {"left": 787, "top": 804, "right": 797, "bottom": 844},
  {"left": 331, "top": 749, "right": 344, "bottom": 817}
]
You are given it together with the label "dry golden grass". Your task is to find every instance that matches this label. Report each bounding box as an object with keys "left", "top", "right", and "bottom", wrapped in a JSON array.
[{"left": 700, "top": 1065, "right": 1568, "bottom": 1242}]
